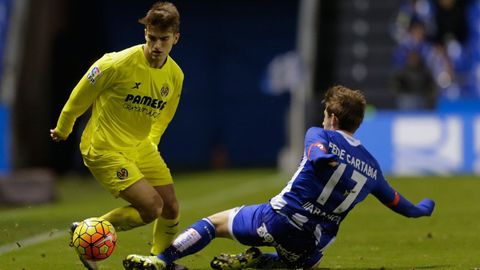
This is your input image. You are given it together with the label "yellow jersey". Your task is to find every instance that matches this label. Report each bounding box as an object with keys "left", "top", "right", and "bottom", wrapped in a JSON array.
[{"left": 55, "top": 45, "right": 184, "bottom": 154}]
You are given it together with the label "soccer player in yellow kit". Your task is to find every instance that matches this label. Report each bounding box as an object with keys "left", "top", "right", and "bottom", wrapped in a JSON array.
[{"left": 50, "top": 2, "right": 183, "bottom": 269}]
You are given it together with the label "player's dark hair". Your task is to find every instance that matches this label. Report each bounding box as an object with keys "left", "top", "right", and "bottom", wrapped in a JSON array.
[
  {"left": 139, "top": 1, "right": 180, "bottom": 33},
  {"left": 322, "top": 85, "right": 366, "bottom": 132}
]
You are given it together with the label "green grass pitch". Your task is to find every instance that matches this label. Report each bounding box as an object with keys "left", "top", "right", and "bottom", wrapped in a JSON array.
[{"left": 0, "top": 169, "right": 479, "bottom": 269}]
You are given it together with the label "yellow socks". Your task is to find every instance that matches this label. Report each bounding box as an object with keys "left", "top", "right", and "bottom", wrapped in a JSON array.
[
  {"left": 100, "top": 206, "right": 180, "bottom": 254},
  {"left": 100, "top": 205, "right": 146, "bottom": 231},
  {"left": 150, "top": 216, "right": 180, "bottom": 255}
]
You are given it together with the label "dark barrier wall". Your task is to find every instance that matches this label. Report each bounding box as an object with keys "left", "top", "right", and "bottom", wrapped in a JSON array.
[
  {"left": 0, "top": 0, "right": 11, "bottom": 173},
  {"left": 0, "top": 0, "right": 11, "bottom": 86},
  {"left": 86, "top": 1, "right": 298, "bottom": 169}
]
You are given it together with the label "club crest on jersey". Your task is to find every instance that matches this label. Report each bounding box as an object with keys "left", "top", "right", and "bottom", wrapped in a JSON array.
[
  {"left": 315, "top": 142, "right": 327, "bottom": 153},
  {"left": 160, "top": 84, "right": 170, "bottom": 98},
  {"left": 116, "top": 168, "right": 128, "bottom": 180},
  {"left": 87, "top": 66, "right": 102, "bottom": 84}
]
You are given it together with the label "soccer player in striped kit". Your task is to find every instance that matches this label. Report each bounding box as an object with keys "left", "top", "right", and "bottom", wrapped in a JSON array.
[{"left": 123, "top": 85, "right": 435, "bottom": 270}]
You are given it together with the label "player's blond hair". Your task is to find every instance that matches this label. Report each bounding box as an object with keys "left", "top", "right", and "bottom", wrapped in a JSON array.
[
  {"left": 139, "top": 1, "right": 180, "bottom": 33},
  {"left": 322, "top": 85, "right": 366, "bottom": 132}
]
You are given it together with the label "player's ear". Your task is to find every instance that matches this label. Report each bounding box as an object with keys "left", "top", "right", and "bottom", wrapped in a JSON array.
[
  {"left": 331, "top": 113, "right": 339, "bottom": 129},
  {"left": 173, "top": 32, "right": 180, "bottom": 45}
]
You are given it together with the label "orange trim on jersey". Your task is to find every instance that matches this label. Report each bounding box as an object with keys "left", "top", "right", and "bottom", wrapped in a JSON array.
[
  {"left": 307, "top": 144, "right": 315, "bottom": 160},
  {"left": 387, "top": 191, "right": 400, "bottom": 207},
  {"left": 307, "top": 142, "right": 327, "bottom": 160}
]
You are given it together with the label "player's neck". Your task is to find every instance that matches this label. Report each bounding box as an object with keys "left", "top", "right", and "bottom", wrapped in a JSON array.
[
  {"left": 147, "top": 57, "right": 167, "bottom": 69},
  {"left": 336, "top": 129, "right": 354, "bottom": 137}
]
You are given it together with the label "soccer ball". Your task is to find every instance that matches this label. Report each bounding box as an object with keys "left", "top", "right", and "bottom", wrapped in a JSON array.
[{"left": 71, "top": 217, "right": 117, "bottom": 261}]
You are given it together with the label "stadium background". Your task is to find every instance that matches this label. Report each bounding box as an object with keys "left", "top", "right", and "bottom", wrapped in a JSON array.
[
  {"left": 1, "top": 0, "right": 299, "bottom": 174},
  {"left": 0, "top": 0, "right": 480, "bottom": 177},
  {"left": 1, "top": 0, "right": 479, "bottom": 178}
]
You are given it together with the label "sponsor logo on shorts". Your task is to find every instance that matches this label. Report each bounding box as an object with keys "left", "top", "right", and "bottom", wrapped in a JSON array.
[
  {"left": 256, "top": 223, "right": 274, "bottom": 243},
  {"left": 116, "top": 168, "right": 128, "bottom": 180},
  {"left": 256, "top": 223, "right": 301, "bottom": 262}
]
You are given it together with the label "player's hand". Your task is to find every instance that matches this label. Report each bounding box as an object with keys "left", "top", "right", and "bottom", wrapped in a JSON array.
[
  {"left": 415, "top": 199, "right": 435, "bottom": 216},
  {"left": 50, "top": 128, "right": 66, "bottom": 142}
]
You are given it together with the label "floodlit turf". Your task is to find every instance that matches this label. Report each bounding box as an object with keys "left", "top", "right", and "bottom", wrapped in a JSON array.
[{"left": 0, "top": 169, "right": 479, "bottom": 269}]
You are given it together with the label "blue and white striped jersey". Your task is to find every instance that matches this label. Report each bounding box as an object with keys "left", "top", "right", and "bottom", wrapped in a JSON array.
[{"left": 270, "top": 127, "right": 397, "bottom": 234}]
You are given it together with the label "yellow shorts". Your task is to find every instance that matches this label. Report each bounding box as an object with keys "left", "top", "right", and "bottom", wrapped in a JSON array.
[{"left": 82, "top": 140, "right": 173, "bottom": 197}]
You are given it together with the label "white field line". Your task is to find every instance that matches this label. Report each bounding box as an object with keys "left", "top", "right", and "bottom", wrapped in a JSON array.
[
  {"left": 0, "top": 230, "right": 68, "bottom": 255},
  {"left": 0, "top": 175, "right": 282, "bottom": 255}
]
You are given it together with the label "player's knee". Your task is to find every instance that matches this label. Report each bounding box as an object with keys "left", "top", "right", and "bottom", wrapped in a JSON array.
[
  {"left": 161, "top": 198, "right": 179, "bottom": 219},
  {"left": 139, "top": 195, "right": 164, "bottom": 223},
  {"left": 208, "top": 210, "right": 230, "bottom": 237}
]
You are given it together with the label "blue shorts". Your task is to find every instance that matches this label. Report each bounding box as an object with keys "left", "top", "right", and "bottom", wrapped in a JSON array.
[{"left": 229, "top": 203, "right": 335, "bottom": 268}]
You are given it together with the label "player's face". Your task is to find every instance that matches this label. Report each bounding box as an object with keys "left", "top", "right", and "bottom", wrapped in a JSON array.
[{"left": 144, "top": 27, "right": 179, "bottom": 67}]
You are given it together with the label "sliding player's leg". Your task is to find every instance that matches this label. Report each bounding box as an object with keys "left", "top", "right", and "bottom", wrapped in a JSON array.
[
  {"left": 123, "top": 203, "right": 290, "bottom": 270},
  {"left": 302, "top": 230, "right": 336, "bottom": 269},
  {"left": 210, "top": 247, "right": 267, "bottom": 269},
  {"left": 210, "top": 204, "right": 287, "bottom": 269},
  {"left": 123, "top": 209, "right": 231, "bottom": 269},
  {"left": 212, "top": 204, "right": 331, "bottom": 269},
  {"left": 123, "top": 218, "right": 217, "bottom": 269}
]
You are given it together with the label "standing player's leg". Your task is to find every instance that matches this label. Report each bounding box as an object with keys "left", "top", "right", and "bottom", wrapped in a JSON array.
[
  {"left": 101, "top": 179, "right": 165, "bottom": 230},
  {"left": 151, "top": 184, "right": 180, "bottom": 255},
  {"left": 82, "top": 148, "right": 164, "bottom": 231},
  {"left": 76, "top": 149, "right": 163, "bottom": 270},
  {"left": 136, "top": 141, "right": 181, "bottom": 255}
]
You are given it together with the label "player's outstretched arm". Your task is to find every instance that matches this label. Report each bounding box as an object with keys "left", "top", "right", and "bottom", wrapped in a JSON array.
[
  {"left": 372, "top": 179, "right": 435, "bottom": 218},
  {"left": 414, "top": 198, "right": 435, "bottom": 216},
  {"left": 388, "top": 195, "right": 435, "bottom": 217}
]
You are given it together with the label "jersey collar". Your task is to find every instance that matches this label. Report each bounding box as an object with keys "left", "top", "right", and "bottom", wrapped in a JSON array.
[{"left": 335, "top": 130, "right": 361, "bottom": 146}]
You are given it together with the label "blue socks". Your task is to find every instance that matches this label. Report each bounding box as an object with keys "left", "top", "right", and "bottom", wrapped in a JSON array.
[{"left": 158, "top": 218, "right": 216, "bottom": 264}]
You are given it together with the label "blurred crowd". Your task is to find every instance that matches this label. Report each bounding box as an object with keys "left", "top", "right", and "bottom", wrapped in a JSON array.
[{"left": 390, "top": 0, "right": 480, "bottom": 110}]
